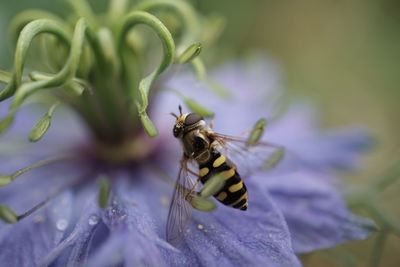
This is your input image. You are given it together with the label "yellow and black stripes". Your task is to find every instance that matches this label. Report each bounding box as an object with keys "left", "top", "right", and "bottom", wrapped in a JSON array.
[{"left": 198, "top": 149, "right": 248, "bottom": 210}]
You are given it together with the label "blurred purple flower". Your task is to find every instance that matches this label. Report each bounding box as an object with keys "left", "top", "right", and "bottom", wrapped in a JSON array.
[{"left": 0, "top": 58, "right": 374, "bottom": 267}]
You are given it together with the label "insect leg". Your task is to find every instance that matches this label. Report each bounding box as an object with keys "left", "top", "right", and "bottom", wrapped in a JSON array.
[{"left": 185, "top": 167, "right": 201, "bottom": 200}]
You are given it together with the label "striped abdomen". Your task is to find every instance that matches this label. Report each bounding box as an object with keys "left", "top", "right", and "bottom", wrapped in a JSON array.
[{"left": 198, "top": 149, "right": 248, "bottom": 210}]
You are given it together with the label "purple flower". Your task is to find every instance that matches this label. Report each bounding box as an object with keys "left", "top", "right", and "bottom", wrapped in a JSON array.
[{"left": 0, "top": 57, "right": 374, "bottom": 267}]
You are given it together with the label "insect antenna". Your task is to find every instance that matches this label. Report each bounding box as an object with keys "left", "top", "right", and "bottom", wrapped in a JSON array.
[
  {"left": 178, "top": 105, "right": 183, "bottom": 115},
  {"left": 170, "top": 112, "right": 178, "bottom": 119}
]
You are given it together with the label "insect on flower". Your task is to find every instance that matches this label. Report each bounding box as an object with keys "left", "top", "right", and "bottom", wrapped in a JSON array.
[{"left": 167, "top": 105, "right": 286, "bottom": 246}]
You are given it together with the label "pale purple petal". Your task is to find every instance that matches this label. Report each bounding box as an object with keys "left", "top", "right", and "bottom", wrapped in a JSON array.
[
  {"left": 88, "top": 194, "right": 171, "bottom": 267},
  {"left": 39, "top": 195, "right": 102, "bottom": 266},
  {"left": 0, "top": 191, "right": 73, "bottom": 267},
  {"left": 172, "top": 182, "right": 301, "bottom": 267},
  {"left": 263, "top": 170, "right": 376, "bottom": 253},
  {"left": 0, "top": 56, "right": 375, "bottom": 266},
  {"left": 265, "top": 105, "right": 373, "bottom": 171}
]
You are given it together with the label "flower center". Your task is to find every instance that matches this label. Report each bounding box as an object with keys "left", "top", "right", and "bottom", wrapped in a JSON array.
[{"left": 90, "top": 133, "right": 157, "bottom": 164}]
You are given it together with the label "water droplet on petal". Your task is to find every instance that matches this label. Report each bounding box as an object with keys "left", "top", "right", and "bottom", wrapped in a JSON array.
[
  {"left": 88, "top": 214, "right": 99, "bottom": 226},
  {"left": 197, "top": 224, "right": 204, "bottom": 230},
  {"left": 56, "top": 219, "right": 68, "bottom": 231},
  {"left": 33, "top": 215, "right": 45, "bottom": 223},
  {"left": 160, "top": 195, "right": 169, "bottom": 206}
]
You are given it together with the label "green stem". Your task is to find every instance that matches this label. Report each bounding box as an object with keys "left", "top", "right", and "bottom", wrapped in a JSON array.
[
  {"left": 371, "top": 159, "right": 400, "bottom": 193},
  {"left": 367, "top": 202, "right": 400, "bottom": 236},
  {"left": 369, "top": 233, "right": 388, "bottom": 267},
  {"left": 116, "top": 10, "right": 175, "bottom": 136}
]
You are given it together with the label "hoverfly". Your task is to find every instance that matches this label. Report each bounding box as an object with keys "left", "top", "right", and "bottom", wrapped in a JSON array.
[{"left": 166, "top": 105, "right": 285, "bottom": 246}]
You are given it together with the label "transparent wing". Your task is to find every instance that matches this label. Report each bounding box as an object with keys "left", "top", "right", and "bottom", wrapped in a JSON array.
[
  {"left": 166, "top": 157, "right": 197, "bottom": 247},
  {"left": 209, "top": 132, "right": 286, "bottom": 179}
]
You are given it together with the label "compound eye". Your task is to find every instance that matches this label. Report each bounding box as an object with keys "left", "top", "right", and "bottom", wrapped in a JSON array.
[
  {"left": 184, "top": 113, "right": 203, "bottom": 126},
  {"left": 173, "top": 126, "right": 180, "bottom": 137}
]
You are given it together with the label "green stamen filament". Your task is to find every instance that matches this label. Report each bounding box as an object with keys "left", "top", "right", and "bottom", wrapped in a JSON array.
[{"left": 0, "top": 156, "right": 76, "bottom": 187}]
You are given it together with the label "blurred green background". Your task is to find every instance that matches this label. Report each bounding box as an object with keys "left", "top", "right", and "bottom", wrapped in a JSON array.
[{"left": 0, "top": 0, "right": 399, "bottom": 266}]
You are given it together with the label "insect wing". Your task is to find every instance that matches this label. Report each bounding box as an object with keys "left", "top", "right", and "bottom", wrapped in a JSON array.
[
  {"left": 210, "top": 132, "right": 286, "bottom": 179},
  {"left": 166, "top": 159, "right": 196, "bottom": 246}
]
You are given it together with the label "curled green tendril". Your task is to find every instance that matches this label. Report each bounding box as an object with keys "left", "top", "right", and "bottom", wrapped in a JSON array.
[
  {"left": 117, "top": 11, "right": 175, "bottom": 137},
  {"left": 9, "top": 10, "right": 66, "bottom": 43},
  {"left": 108, "top": 0, "right": 130, "bottom": 26},
  {"left": 67, "top": 0, "right": 99, "bottom": 31},
  {"left": 133, "top": 0, "right": 200, "bottom": 51},
  {"left": 0, "top": 19, "right": 87, "bottom": 134},
  {"left": 0, "top": 19, "right": 71, "bottom": 101}
]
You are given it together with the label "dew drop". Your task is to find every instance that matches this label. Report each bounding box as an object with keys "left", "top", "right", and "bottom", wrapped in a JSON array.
[
  {"left": 56, "top": 219, "right": 68, "bottom": 231},
  {"left": 160, "top": 195, "right": 169, "bottom": 206},
  {"left": 197, "top": 224, "right": 204, "bottom": 230},
  {"left": 88, "top": 214, "right": 99, "bottom": 226},
  {"left": 33, "top": 215, "right": 45, "bottom": 223}
]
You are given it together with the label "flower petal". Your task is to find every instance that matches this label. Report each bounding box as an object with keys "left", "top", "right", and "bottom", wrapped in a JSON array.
[
  {"left": 265, "top": 105, "right": 373, "bottom": 171},
  {"left": 0, "top": 191, "right": 73, "bottom": 267},
  {"left": 173, "top": 182, "right": 301, "bottom": 267},
  {"left": 39, "top": 194, "right": 102, "bottom": 267},
  {"left": 263, "top": 170, "right": 376, "bottom": 253},
  {"left": 87, "top": 195, "right": 172, "bottom": 267}
]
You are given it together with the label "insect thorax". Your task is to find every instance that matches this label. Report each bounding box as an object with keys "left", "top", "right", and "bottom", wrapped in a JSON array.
[{"left": 181, "top": 126, "right": 213, "bottom": 164}]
